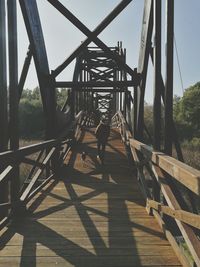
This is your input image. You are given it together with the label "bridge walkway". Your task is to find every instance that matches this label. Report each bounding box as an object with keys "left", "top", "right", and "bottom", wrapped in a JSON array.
[{"left": 0, "top": 128, "right": 181, "bottom": 266}]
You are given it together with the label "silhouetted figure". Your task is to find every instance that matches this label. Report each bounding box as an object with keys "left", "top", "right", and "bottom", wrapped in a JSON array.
[{"left": 95, "top": 118, "right": 110, "bottom": 164}]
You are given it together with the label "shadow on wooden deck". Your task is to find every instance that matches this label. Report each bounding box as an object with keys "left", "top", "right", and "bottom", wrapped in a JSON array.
[{"left": 0, "top": 129, "right": 181, "bottom": 267}]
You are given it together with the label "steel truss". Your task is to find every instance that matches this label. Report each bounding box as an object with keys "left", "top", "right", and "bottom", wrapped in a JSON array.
[{"left": 0, "top": 0, "right": 183, "bottom": 221}]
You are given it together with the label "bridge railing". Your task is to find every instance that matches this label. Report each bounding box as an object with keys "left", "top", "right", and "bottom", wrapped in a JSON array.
[
  {"left": 112, "top": 111, "right": 200, "bottom": 267},
  {"left": 0, "top": 111, "right": 85, "bottom": 230}
]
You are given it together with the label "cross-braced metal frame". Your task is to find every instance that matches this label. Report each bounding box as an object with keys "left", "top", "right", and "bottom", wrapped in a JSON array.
[
  {"left": 0, "top": 0, "right": 185, "bottom": 243},
  {"left": 0, "top": 0, "right": 139, "bottom": 215},
  {"left": 2, "top": 1, "right": 200, "bottom": 265},
  {"left": 67, "top": 44, "right": 133, "bottom": 121},
  {"left": 0, "top": 0, "right": 183, "bottom": 212}
]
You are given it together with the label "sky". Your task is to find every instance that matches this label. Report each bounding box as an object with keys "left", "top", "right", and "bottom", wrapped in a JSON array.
[{"left": 16, "top": 0, "right": 200, "bottom": 103}]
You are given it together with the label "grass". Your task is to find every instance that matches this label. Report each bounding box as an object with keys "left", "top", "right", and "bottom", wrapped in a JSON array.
[
  {"left": 183, "top": 138, "right": 200, "bottom": 170},
  {"left": 182, "top": 148, "right": 200, "bottom": 170}
]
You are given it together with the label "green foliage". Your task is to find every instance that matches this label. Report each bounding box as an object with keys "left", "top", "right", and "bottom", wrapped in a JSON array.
[
  {"left": 19, "top": 87, "right": 69, "bottom": 139},
  {"left": 174, "top": 82, "right": 200, "bottom": 139},
  {"left": 19, "top": 88, "right": 44, "bottom": 139},
  {"left": 144, "top": 103, "right": 153, "bottom": 140},
  {"left": 56, "top": 88, "right": 69, "bottom": 108}
]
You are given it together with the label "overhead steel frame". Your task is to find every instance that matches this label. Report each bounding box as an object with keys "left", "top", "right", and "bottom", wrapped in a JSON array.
[
  {"left": 0, "top": 0, "right": 138, "bottom": 207},
  {"left": 63, "top": 44, "right": 132, "bottom": 120},
  {"left": 0, "top": 0, "right": 182, "bottom": 208}
]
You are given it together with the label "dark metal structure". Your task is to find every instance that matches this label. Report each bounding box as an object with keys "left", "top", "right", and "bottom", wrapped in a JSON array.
[
  {"left": 1, "top": 0, "right": 200, "bottom": 266},
  {"left": 66, "top": 44, "right": 134, "bottom": 120}
]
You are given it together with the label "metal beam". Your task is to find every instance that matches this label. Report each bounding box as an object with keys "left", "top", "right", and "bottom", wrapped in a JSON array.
[
  {"left": 0, "top": 0, "right": 7, "bottom": 151},
  {"left": 75, "top": 88, "right": 128, "bottom": 93},
  {"left": 164, "top": 0, "right": 174, "bottom": 155},
  {"left": 150, "top": 49, "right": 184, "bottom": 161},
  {"left": 47, "top": 0, "right": 138, "bottom": 79},
  {"left": 52, "top": 0, "right": 132, "bottom": 77},
  {"left": 0, "top": 0, "right": 8, "bottom": 219},
  {"left": 18, "top": 45, "right": 32, "bottom": 100},
  {"left": 153, "top": 0, "right": 162, "bottom": 150},
  {"left": 136, "top": 0, "right": 153, "bottom": 140},
  {"left": 55, "top": 80, "right": 136, "bottom": 88},
  {"left": 7, "top": 0, "right": 19, "bottom": 203},
  {"left": 19, "top": 0, "right": 56, "bottom": 139}
]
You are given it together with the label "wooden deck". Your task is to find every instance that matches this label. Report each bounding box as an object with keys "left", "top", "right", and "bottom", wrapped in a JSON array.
[{"left": 0, "top": 128, "right": 181, "bottom": 266}]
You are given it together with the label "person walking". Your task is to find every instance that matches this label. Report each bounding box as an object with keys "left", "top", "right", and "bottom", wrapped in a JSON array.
[{"left": 95, "top": 118, "right": 110, "bottom": 164}]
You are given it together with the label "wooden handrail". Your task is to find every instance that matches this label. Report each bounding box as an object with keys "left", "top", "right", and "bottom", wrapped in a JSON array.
[
  {"left": 0, "top": 165, "right": 13, "bottom": 184},
  {"left": 147, "top": 199, "right": 200, "bottom": 230},
  {"left": 0, "top": 111, "right": 86, "bottom": 222},
  {"left": 130, "top": 138, "right": 200, "bottom": 196},
  {"left": 112, "top": 111, "right": 200, "bottom": 266}
]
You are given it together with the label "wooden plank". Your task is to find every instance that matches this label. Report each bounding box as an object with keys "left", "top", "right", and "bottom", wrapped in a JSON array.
[
  {"left": 26, "top": 174, "right": 55, "bottom": 203},
  {"left": 0, "top": 245, "right": 182, "bottom": 257},
  {"left": 0, "top": 217, "right": 9, "bottom": 231},
  {"left": 130, "top": 138, "right": 200, "bottom": 195},
  {"left": 0, "top": 165, "right": 13, "bottom": 183},
  {"left": 152, "top": 165, "right": 200, "bottom": 266},
  {"left": 0, "top": 128, "right": 181, "bottom": 266},
  {"left": 0, "top": 256, "right": 181, "bottom": 267},
  {"left": 148, "top": 199, "right": 200, "bottom": 230},
  {"left": 20, "top": 147, "right": 56, "bottom": 202},
  {"left": 153, "top": 210, "right": 190, "bottom": 267}
]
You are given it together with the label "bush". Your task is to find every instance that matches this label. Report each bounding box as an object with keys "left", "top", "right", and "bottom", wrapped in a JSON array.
[{"left": 19, "top": 98, "right": 44, "bottom": 139}]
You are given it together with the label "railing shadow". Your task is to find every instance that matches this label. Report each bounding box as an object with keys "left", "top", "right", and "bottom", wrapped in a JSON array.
[{"left": 0, "top": 128, "right": 167, "bottom": 267}]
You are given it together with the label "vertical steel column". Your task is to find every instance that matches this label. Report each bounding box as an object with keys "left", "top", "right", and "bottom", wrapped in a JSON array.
[
  {"left": 164, "top": 0, "right": 174, "bottom": 155},
  {"left": 133, "top": 86, "right": 138, "bottom": 138},
  {"left": 127, "top": 92, "right": 132, "bottom": 130},
  {"left": 86, "top": 69, "right": 89, "bottom": 111},
  {"left": 79, "top": 66, "right": 83, "bottom": 112},
  {"left": 0, "top": 0, "right": 7, "bottom": 152},
  {"left": 137, "top": 0, "right": 153, "bottom": 141},
  {"left": 116, "top": 69, "right": 119, "bottom": 111},
  {"left": 19, "top": 0, "right": 56, "bottom": 139},
  {"left": 152, "top": 0, "right": 162, "bottom": 202},
  {"left": 123, "top": 91, "right": 127, "bottom": 118},
  {"left": 0, "top": 0, "right": 8, "bottom": 218},
  {"left": 72, "top": 56, "right": 80, "bottom": 117},
  {"left": 113, "top": 67, "right": 117, "bottom": 114},
  {"left": 8, "top": 0, "right": 20, "bottom": 202},
  {"left": 83, "top": 66, "right": 86, "bottom": 111},
  {"left": 153, "top": 0, "right": 162, "bottom": 150},
  {"left": 120, "top": 69, "right": 123, "bottom": 111}
]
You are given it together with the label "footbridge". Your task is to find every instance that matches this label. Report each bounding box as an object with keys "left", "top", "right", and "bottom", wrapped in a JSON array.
[{"left": 0, "top": 1, "right": 200, "bottom": 266}]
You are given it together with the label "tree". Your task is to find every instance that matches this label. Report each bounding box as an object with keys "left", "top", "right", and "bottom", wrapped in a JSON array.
[
  {"left": 19, "top": 88, "right": 70, "bottom": 139},
  {"left": 174, "top": 82, "right": 200, "bottom": 140}
]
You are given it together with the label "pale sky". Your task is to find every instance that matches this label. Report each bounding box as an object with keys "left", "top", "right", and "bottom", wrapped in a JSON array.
[{"left": 16, "top": 0, "right": 200, "bottom": 103}]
